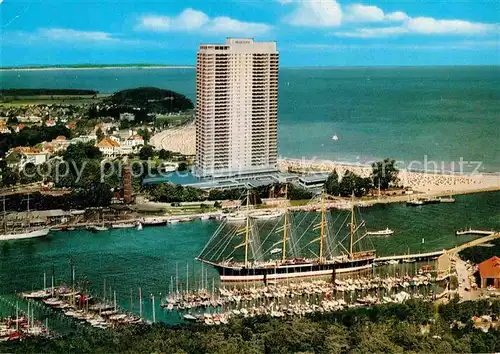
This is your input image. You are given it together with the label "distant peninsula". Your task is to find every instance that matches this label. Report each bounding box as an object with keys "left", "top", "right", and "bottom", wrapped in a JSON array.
[{"left": 0, "top": 64, "right": 195, "bottom": 71}]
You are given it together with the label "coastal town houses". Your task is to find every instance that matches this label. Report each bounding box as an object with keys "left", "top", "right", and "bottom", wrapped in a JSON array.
[
  {"left": 10, "top": 147, "right": 49, "bottom": 168},
  {"left": 96, "top": 136, "right": 121, "bottom": 157},
  {"left": 42, "top": 136, "right": 70, "bottom": 153},
  {"left": 17, "top": 115, "right": 42, "bottom": 124},
  {"left": 45, "top": 119, "right": 57, "bottom": 127},
  {"left": 122, "top": 134, "right": 144, "bottom": 149},
  {"left": 14, "top": 124, "right": 26, "bottom": 133},
  {"left": 70, "top": 134, "right": 98, "bottom": 145},
  {"left": 119, "top": 112, "right": 135, "bottom": 122}
]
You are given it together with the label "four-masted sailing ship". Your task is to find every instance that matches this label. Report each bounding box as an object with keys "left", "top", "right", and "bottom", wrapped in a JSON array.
[{"left": 197, "top": 190, "right": 376, "bottom": 283}]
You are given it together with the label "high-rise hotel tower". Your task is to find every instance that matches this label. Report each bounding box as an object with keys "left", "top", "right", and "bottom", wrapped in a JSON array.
[{"left": 195, "top": 38, "right": 278, "bottom": 178}]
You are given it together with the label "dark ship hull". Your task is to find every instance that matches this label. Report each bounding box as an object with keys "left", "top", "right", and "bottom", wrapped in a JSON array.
[{"left": 199, "top": 255, "right": 375, "bottom": 283}]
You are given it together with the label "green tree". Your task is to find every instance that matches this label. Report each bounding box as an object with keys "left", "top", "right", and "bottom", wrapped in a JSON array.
[
  {"left": 325, "top": 169, "right": 340, "bottom": 196},
  {"left": 371, "top": 158, "right": 399, "bottom": 190},
  {"left": 96, "top": 128, "right": 104, "bottom": 141},
  {"left": 177, "top": 161, "right": 188, "bottom": 171},
  {"left": 137, "top": 128, "right": 151, "bottom": 144},
  {"left": 339, "top": 170, "right": 372, "bottom": 197},
  {"left": 158, "top": 149, "right": 173, "bottom": 160},
  {"left": 139, "top": 146, "right": 155, "bottom": 160}
]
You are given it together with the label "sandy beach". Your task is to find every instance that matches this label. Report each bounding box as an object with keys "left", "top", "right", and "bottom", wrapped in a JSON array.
[
  {"left": 149, "top": 125, "right": 499, "bottom": 194},
  {"left": 279, "top": 158, "right": 500, "bottom": 194},
  {"left": 150, "top": 123, "right": 196, "bottom": 155}
]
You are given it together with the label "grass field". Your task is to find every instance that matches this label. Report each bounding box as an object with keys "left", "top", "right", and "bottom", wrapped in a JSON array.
[{"left": 0, "top": 94, "right": 111, "bottom": 107}]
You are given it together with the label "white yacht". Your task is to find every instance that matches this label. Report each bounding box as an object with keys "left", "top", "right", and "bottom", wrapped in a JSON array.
[
  {"left": 366, "top": 227, "right": 394, "bottom": 236},
  {"left": 0, "top": 196, "right": 50, "bottom": 241}
]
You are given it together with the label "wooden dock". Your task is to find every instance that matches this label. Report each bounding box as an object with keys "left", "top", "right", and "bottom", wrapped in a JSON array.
[
  {"left": 448, "top": 232, "right": 500, "bottom": 255},
  {"left": 455, "top": 229, "right": 496, "bottom": 236}
]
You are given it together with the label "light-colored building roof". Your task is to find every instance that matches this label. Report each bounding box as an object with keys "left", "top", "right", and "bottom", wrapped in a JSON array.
[
  {"left": 129, "top": 134, "right": 144, "bottom": 140},
  {"left": 97, "top": 136, "right": 120, "bottom": 148}
]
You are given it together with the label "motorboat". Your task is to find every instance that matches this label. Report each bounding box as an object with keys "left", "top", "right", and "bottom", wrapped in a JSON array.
[
  {"left": 112, "top": 222, "right": 136, "bottom": 229},
  {"left": 366, "top": 227, "right": 394, "bottom": 236},
  {"left": 250, "top": 209, "right": 284, "bottom": 220}
]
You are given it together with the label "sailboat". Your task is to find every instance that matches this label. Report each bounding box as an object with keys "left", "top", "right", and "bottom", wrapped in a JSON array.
[
  {"left": 197, "top": 190, "right": 375, "bottom": 283},
  {"left": 87, "top": 212, "right": 108, "bottom": 232},
  {"left": 0, "top": 196, "right": 50, "bottom": 241}
]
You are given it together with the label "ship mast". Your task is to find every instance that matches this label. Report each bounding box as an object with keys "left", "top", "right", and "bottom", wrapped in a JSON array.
[
  {"left": 319, "top": 188, "right": 326, "bottom": 264},
  {"left": 281, "top": 185, "right": 288, "bottom": 263},
  {"left": 2, "top": 196, "right": 7, "bottom": 233},
  {"left": 349, "top": 193, "right": 355, "bottom": 259},
  {"left": 244, "top": 189, "right": 250, "bottom": 268}
]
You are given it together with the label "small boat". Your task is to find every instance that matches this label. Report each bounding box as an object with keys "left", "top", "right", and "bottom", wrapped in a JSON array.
[
  {"left": 331, "top": 135, "right": 339, "bottom": 141},
  {"left": 438, "top": 196, "right": 455, "bottom": 203},
  {"left": 169, "top": 219, "right": 180, "bottom": 224},
  {"left": 137, "top": 222, "right": 143, "bottom": 231},
  {"left": 87, "top": 225, "right": 108, "bottom": 232},
  {"left": 270, "top": 248, "right": 282, "bottom": 255},
  {"left": 200, "top": 215, "right": 210, "bottom": 221},
  {"left": 406, "top": 199, "right": 424, "bottom": 206},
  {"left": 142, "top": 218, "right": 168, "bottom": 227},
  {"left": 366, "top": 227, "right": 394, "bottom": 236},
  {"left": 112, "top": 223, "right": 136, "bottom": 229},
  {"left": 0, "top": 228, "right": 50, "bottom": 241},
  {"left": 183, "top": 314, "right": 198, "bottom": 321},
  {"left": 225, "top": 213, "right": 247, "bottom": 223},
  {"left": 250, "top": 210, "right": 284, "bottom": 220}
]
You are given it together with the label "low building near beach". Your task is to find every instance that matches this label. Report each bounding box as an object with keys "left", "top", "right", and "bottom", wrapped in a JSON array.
[
  {"left": 120, "top": 112, "right": 135, "bottom": 121},
  {"left": 96, "top": 136, "right": 122, "bottom": 157},
  {"left": 478, "top": 256, "right": 500, "bottom": 289}
]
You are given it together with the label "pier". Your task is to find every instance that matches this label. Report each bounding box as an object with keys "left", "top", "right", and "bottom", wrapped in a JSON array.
[
  {"left": 448, "top": 232, "right": 500, "bottom": 255},
  {"left": 375, "top": 250, "right": 445, "bottom": 263},
  {"left": 455, "top": 229, "right": 496, "bottom": 236}
]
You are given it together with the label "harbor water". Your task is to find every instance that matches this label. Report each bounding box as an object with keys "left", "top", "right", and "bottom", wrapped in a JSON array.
[
  {"left": 0, "top": 191, "right": 498, "bottom": 324},
  {"left": 1, "top": 66, "right": 499, "bottom": 172}
]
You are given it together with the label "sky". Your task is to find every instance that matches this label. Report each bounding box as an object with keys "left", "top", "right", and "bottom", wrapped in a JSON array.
[{"left": 1, "top": 0, "right": 499, "bottom": 66}]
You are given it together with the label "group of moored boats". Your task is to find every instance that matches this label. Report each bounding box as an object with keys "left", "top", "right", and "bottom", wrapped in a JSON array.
[
  {"left": 161, "top": 275, "right": 442, "bottom": 325},
  {"left": 407, "top": 195, "right": 455, "bottom": 206},
  {"left": 0, "top": 315, "right": 49, "bottom": 342},
  {"left": 21, "top": 286, "right": 142, "bottom": 329}
]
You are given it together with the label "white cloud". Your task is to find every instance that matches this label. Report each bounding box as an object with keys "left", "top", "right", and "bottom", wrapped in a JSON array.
[
  {"left": 344, "top": 4, "right": 408, "bottom": 23},
  {"left": 407, "top": 17, "right": 498, "bottom": 35},
  {"left": 293, "top": 40, "right": 500, "bottom": 51},
  {"left": 208, "top": 17, "right": 271, "bottom": 35},
  {"left": 335, "top": 27, "right": 408, "bottom": 38},
  {"left": 139, "top": 9, "right": 209, "bottom": 32},
  {"left": 385, "top": 11, "right": 408, "bottom": 22},
  {"left": 138, "top": 8, "right": 271, "bottom": 35},
  {"left": 39, "top": 28, "right": 117, "bottom": 42},
  {"left": 333, "top": 17, "right": 499, "bottom": 38},
  {"left": 284, "top": 0, "right": 342, "bottom": 28},
  {"left": 344, "top": 4, "right": 384, "bottom": 22},
  {"left": 284, "top": 2, "right": 497, "bottom": 39},
  {"left": 3, "top": 28, "right": 169, "bottom": 49}
]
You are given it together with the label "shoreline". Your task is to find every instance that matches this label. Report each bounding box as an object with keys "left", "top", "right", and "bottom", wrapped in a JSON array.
[
  {"left": 278, "top": 158, "right": 500, "bottom": 195},
  {"left": 0, "top": 65, "right": 195, "bottom": 72}
]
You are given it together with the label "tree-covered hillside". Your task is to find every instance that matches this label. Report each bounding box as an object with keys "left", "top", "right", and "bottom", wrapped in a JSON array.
[{"left": 107, "top": 87, "right": 194, "bottom": 113}]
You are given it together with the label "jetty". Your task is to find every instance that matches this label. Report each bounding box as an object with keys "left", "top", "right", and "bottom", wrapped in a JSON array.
[
  {"left": 455, "top": 229, "right": 496, "bottom": 236},
  {"left": 375, "top": 250, "right": 445, "bottom": 263},
  {"left": 448, "top": 232, "right": 500, "bottom": 255}
]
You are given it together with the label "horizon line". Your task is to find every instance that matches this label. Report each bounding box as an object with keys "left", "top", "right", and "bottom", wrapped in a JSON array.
[{"left": 1, "top": 63, "right": 499, "bottom": 71}]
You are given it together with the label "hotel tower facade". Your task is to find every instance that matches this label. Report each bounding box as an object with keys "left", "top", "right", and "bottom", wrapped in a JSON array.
[{"left": 195, "top": 38, "right": 278, "bottom": 178}]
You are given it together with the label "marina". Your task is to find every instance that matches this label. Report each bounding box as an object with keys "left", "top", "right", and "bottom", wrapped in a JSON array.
[{"left": 0, "top": 192, "right": 498, "bottom": 328}]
